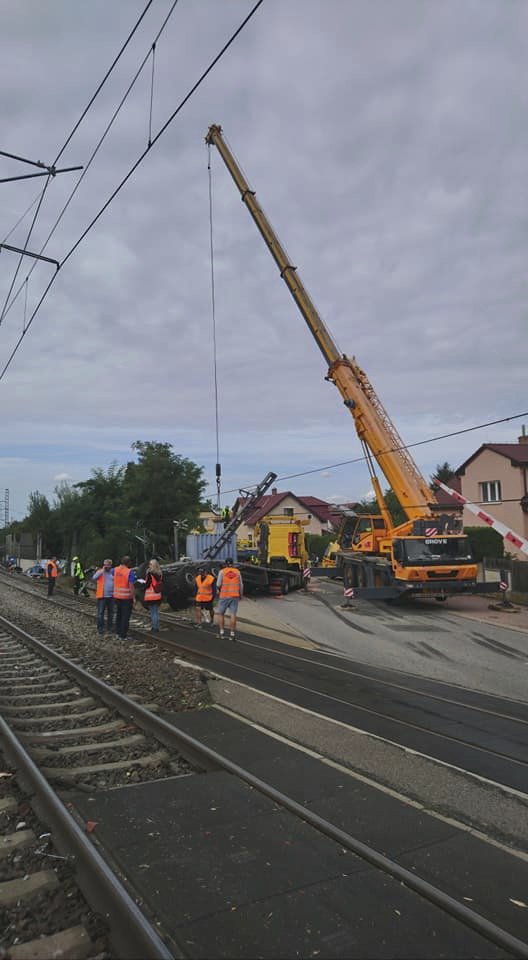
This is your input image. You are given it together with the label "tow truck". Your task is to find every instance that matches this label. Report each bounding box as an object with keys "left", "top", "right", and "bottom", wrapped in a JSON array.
[{"left": 206, "top": 124, "right": 498, "bottom": 602}]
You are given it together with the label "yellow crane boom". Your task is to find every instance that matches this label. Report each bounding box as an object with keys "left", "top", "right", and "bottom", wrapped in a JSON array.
[{"left": 206, "top": 124, "right": 435, "bottom": 522}]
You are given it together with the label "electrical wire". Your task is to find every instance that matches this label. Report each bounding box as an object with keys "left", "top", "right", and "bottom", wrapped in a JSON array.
[
  {"left": 0, "top": 0, "right": 156, "bottom": 326},
  {"left": 53, "top": 0, "right": 156, "bottom": 167},
  {"left": 204, "top": 409, "right": 528, "bottom": 496},
  {"left": 0, "top": 0, "right": 181, "bottom": 329},
  {"left": 0, "top": 0, "right": 265, "bottom": 382},
  {"left": 1, "top": 189, "right": 46, "bottom": 245}
]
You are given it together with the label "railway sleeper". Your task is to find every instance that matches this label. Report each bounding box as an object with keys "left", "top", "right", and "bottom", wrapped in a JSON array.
[
  {"left": 19, "top": 719, "right": 127, "bottom": 742},
  {"left": 0, "top": 686, "right": 84, "bottom": 703},
  {"left": 31, "top": 733, "right": 148, "bottom": 760},
  {"left": 8, "top": 924, "right": 93, "bottom": 960},
  {"left": 11, "top": 706, "right": 111, "bottom": 726},
  {"left": 0, "top": 674, "right": 64, "bottom": 688},
  {"left": 0, "top": 697, "right": 96, "bottom": 713},
  {"left": 0, "top": 829, "right": 36, "bottom": 860},
  {"left": 43, "top": 748, "right": 170, "bottom": 780},
  {"left": 0, "top": 869, "right": 58, "bottom": 906}
]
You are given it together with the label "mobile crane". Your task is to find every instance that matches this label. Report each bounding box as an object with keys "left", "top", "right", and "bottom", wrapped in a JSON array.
[{"left": 206, "top": 124, "right": 497, "bottom": 601}]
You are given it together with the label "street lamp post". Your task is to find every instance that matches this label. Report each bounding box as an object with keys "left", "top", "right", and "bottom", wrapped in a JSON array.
[{"left": 173, "top": 520, "right": 187, "bottom": 561}]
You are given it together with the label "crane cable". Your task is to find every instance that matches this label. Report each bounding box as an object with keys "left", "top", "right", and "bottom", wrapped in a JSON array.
[{"left": 208, "top": 144, "right": 222, "bottom": 510}]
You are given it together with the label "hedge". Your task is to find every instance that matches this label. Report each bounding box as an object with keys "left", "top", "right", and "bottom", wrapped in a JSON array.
[{"left": 464, "top": 525, "right": 504, "bottom": 562}]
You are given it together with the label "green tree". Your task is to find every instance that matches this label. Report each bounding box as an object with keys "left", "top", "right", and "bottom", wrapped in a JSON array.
[
  {"left": 74, "top": 463, "right": 128, "bottom": 562},
  {"left": 51, "top": 482, "right": 81, "bottom": 558},
  {"left": 430, "top": 461, "right": 455, "bottom": 485},
  {"left": 356, "top": 488, "right": 406, "bottom": 526},
  {"left": 123, "top": 441, "right": 206, "bottom": 557},
  {"left": 25, "top": 491, "right": 52, "bottom": 556}
]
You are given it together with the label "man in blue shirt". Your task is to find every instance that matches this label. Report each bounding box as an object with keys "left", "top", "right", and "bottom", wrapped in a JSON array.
[{"left": 92, "top": 559, "right": 115, "bottom": 635}]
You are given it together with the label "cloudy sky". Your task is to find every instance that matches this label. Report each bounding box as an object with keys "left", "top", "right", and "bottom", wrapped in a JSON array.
[{"left": 2, "top": 0, "right": 527, "bottom": 522}]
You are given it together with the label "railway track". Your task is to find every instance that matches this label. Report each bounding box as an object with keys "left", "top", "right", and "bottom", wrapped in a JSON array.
[
  {"left": 0, "top": 622, "right": 528, "bottom": 957},
  {"left": 3, "top": 570, "right": 528, "bottom": 795},
  {"left": 0, "top": 588, "right": 528, "bottom": 956}
]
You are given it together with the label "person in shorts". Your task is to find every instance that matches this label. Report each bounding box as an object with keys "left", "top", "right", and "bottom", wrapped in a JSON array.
[
  {"left": 216, "top": 558, "right": 243, "bottom": 641},
  {"left": 194, "top": 565, "right": 215, "bottom": 626}
]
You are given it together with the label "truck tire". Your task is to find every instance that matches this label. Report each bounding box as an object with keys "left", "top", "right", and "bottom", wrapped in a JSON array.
[{"left": 281, "top": 577, "right": 289, "bottom": 595}]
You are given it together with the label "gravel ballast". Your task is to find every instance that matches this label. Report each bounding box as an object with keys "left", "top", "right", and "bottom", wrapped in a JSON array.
[{"left": 0, "top": 578, "right": 211, "bottom": 717}]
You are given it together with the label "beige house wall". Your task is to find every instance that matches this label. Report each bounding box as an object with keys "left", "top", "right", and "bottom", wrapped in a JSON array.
[
  {"left": 195, "top": 511, "right": 223, "bottom": 534},
  {"left": 459, "top": 449, "right": 528, "bottom": 555},
  {"left": 237, "top": 494, "right": 330, "bottom": 542}
]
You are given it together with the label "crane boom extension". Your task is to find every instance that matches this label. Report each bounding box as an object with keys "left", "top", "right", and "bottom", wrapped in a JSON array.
[
  {"left": 206, "top": 124, "right": 435, "bottom": 522},
  {"left": 202, "top": 470, "right": 278, "bottom": 559}
]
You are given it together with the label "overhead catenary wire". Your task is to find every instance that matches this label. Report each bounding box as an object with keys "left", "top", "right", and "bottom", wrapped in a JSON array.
[
  {"left": 0, "top": 0, "right": 156, "bottom": 327},
  {"left": 0, "top": 0, "right": 182, "bottom": 330},
  {"left": 0, "top": 0, "right": 265, "bottom": 382},
  {"left": 148, "top": 43, "right": 156, "bottom": 148},
  {"left": 1, "top": 188, "right": 47, "bottom": 245},
  {"left": 205, "top": 409, "right": 528, "bottom": 496}
]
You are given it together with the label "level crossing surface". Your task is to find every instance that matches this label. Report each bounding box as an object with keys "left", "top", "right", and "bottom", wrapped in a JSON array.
[
  {"left": 72, "top": 706, "right": 527, "bottom": 959},
  {"left": 156, "top": 619, "right": 528, "bottom": 795}
]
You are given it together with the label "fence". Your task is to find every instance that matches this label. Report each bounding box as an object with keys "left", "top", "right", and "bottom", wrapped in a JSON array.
[{"left": 483, "top": 556, "right": 528, "bottom": 595}]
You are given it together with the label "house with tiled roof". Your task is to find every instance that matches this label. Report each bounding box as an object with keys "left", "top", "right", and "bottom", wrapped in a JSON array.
[
  {"left": 231, "top": 487, "right": 342, "bottom": 544},
  {"left": 455, "top": 430, "right": 528, "bottom": 555}
]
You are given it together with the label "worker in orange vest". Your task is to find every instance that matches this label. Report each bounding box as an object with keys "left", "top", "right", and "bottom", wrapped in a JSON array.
[
  {"left": 194, "top": 565, "right": 215, "bottom": 627},
  {"left": 113, "top": 556, "right": 136, "bottom": 641},
  {"left": 216, "top": 558, "right": 243, "bottom": 641},
  {"left": 46, "top": 557, "right": 58, "bottom": 597}
]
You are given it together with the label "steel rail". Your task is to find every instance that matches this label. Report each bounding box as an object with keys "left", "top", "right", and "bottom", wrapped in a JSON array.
[
  {"left": 2, "top": 575, "right": 528, "bottom": 787},
  {"left": 4, "top": 570, "right": 528, "bottom": 720},
  {"left": 0, "top": 713, "right": 176, "bottom": 960},
  {"left": 1, "top": 615, "right": 527, "bottom": 958},
  {"left": 2, "top": 575, "right": 528, "bottom": 776}
]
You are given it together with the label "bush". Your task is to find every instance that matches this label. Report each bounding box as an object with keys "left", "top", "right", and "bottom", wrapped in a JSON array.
[{"left": 464, "top": 526, "right": 504, "bottom": 562}]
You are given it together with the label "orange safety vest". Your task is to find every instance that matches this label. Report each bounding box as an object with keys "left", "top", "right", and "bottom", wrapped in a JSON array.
[
  {"left": 195, "top": 574, "right": 214, "bottom": 602},
  {"left": 113, "top": 565, "right": 133, "bottom": 600},
  {"left": 46, "top": 560, "right": 58, "bottom": 579},
  {"left": 219, "top": 567, "right": 241, "bottom": 599},
  {"left": 95, "top": 569, "right": 113, "bottom": 599},
  {"left": 144, "top": 573, "right": 163, "bottom": 602}
]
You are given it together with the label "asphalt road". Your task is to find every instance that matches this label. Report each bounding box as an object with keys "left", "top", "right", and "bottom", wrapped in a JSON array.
[{"left": 246, "top": 580, "right": 528, "bottom": 702}]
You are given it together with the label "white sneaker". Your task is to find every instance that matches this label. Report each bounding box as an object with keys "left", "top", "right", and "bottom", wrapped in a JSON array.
[{"left": 219, "top": 629, "right": 225, "bottom": 638}]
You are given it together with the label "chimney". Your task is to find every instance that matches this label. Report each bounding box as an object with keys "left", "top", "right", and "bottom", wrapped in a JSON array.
[
  {"left": 272, "top": 487, "right": 278, "bottom": 495},
  {"left": 518, "top": 426, "right": 528, "bottom": 445}
]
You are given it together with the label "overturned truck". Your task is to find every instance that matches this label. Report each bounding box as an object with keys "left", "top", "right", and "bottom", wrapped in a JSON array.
[{"left": 135, "top": 472, "right": 310, "bottom": 609}]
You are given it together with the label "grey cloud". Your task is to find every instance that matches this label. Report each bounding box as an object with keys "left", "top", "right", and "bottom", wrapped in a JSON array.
[{"left": 2, "top": 0, "right": 527, "bottom": 520}]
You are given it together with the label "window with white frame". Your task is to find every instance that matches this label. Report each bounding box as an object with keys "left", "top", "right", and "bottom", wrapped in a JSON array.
[{"left": 479, "top": 480, "right": 502, "bottom": 503}]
